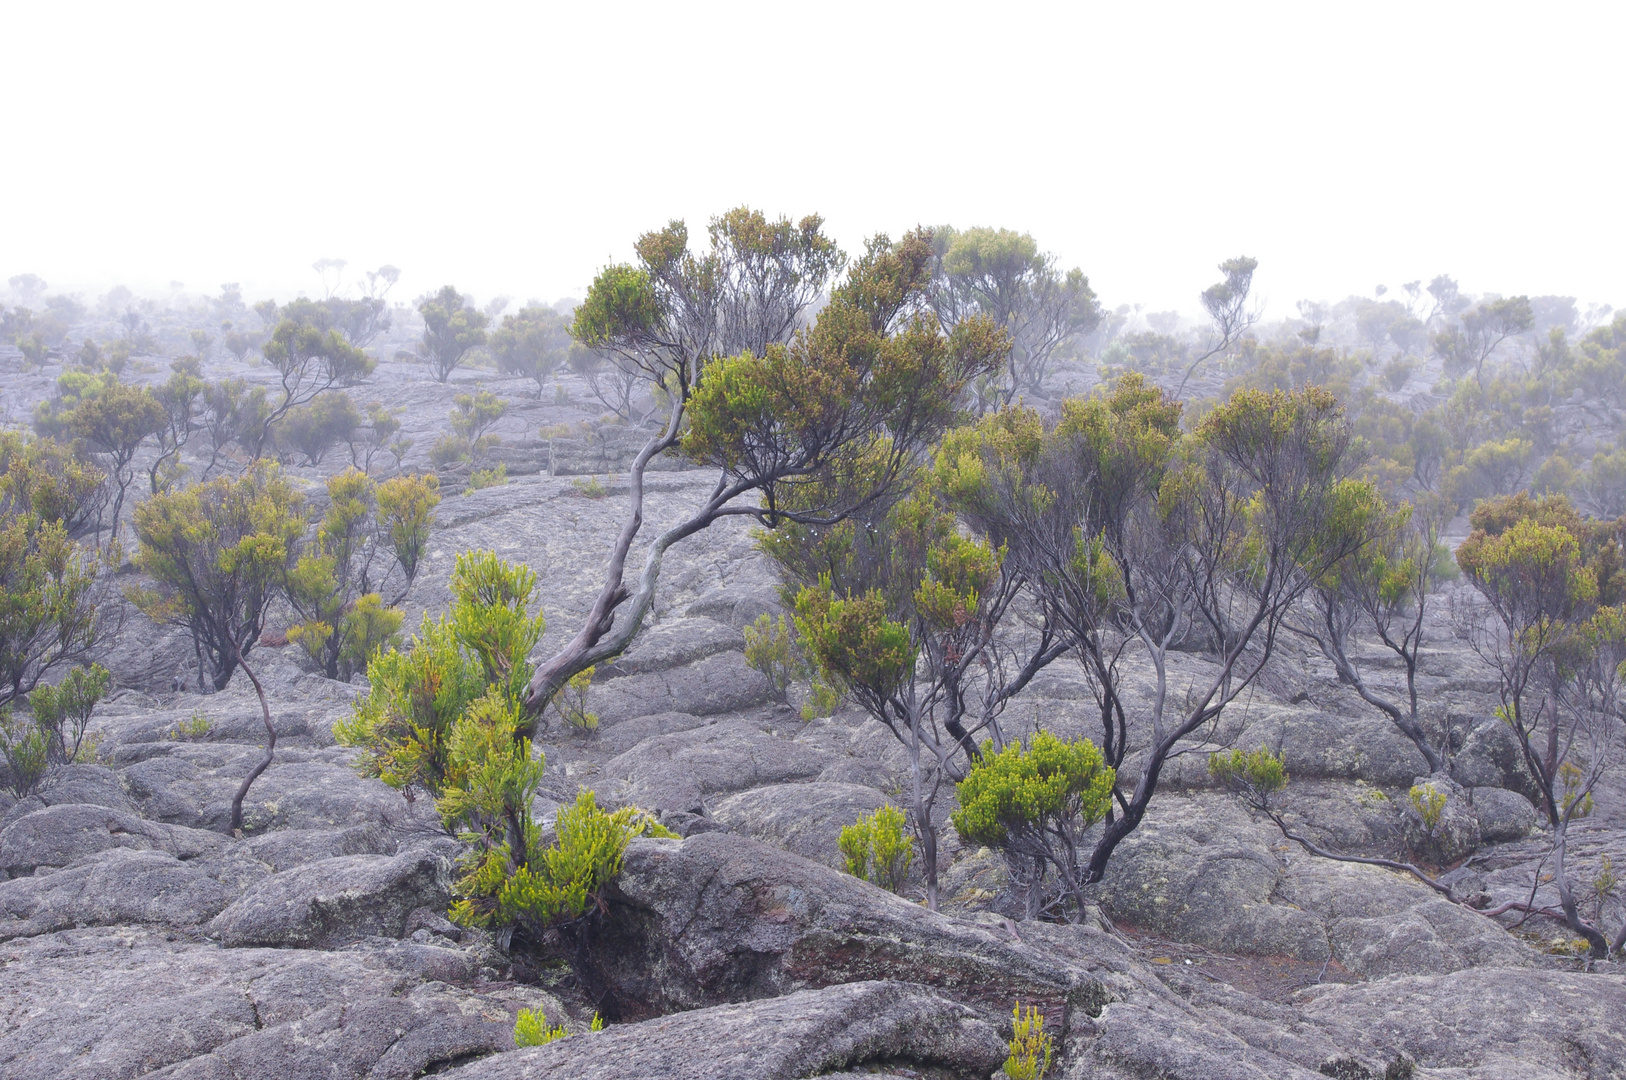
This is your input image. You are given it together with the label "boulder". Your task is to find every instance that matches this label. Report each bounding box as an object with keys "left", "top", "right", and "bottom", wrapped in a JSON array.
[
  {"left": 0, "top": 802, "right": 226, "bottom": 877},
  {"left": 1470, "top": 786, "right": 1541, "bottom": 842},
  {"left": 1281, "top": 857, "right": 1538, "bottom": 978},
  {"left": 577, "top": 832, "right": 1134, "bottom": 1024},
  {"left": 603, "top": 719, "right": 831, "bottom": 814},
  {"left": 1093, "top": 795, "right": 1330, "bottom": 962},
  {"left": 209, "top": 850, "right": 452, "bottom": 947},
  {"left": 0, "top": 847, "right": 239, "bottom": 940},
  {"left": 1451, "top": 716, "right": 1541, "bottom": 802},
  {"left": 1298, "top": 967, "right": 1626, "bottom": 1078},
  {"left": 711, "top": 782, "right": 893, "bottom": 871},
  {"left": 442, "top": 981, "right": 1006, "bottom": 1080},
  {"left": 591, "top": 652, "right": 777, "bottom": 723},
  {"left": 1401, "top": 775, "right": 1481, "bottom": 866},
  {"left": 0, "top": 925, "right": 558, "bottom": 1080}
]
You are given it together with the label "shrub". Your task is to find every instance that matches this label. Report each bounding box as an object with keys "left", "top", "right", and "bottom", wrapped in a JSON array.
[
  {"left": 1208, "top": 746, "right": 1288, "bottom": 802},
  {"left": 743, "top": 613, "right": 802, "bottom": 705},
  {"left": 284, "top": 469, "right": 436, "bottom": 680},
  {"left": 28, "top": 663, "right": 110, "bottom": 763},
  {"left": 430, "top": 434, "right": 472, "bottom": 468},
  {"left": 1003, "top": 1002, "right": 1053, "bottom": 1080},
  {"left": 336, "top": 550, "right": 542, "bottom": 797},
  {"left": 172, "top": 711, "right": 212, "bottom": 740},
  {"left": 466, "top": 463, "right": 508, "bottom": 494},
  {"left": 839, "top": 804, "right": 914, "bottom": 893},
  {"left": 273, "top": 391, "right": 362, "bottom": 466},
  {"left": 513, "top": 1009, "right": 568, "bottom": 1047},
  {"left": 1407, "top": 783, "right": 1447, "bottom": 831},
  {"left": 550, "top": 666, "right": 598, "bottom": 732},
  {"left": 0, "top": 433, "right": 106, "bottom": 709},
  {"left": 952, "top": 732, "right": 1115, "bottom": 920},
  {"left": 570, "top": 475, "right": 609, "bottom": 499},
  {"left": 0, "top": 709, "right": 50, "bottom": 796}
]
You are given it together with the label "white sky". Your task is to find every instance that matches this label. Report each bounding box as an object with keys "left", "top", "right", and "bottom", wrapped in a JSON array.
[{"left": 3, "top": 1, "right": 1622, "bottom": 320}]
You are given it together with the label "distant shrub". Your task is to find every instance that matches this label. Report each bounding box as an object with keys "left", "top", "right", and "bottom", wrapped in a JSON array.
[
  {"left": 0, "top": 709, "right": 50, "bottom": 796},
  {"left": 465, "top": 463, "right": 508, "bottom": 495},
  {"left": 29, "top": 663, "right": 110, "bottom": 763},
  {"left": 172, "top": 711, "right": 212, "bottom": 741},
  {"left": 570, "top": 476, "right": 609, "bottom": 499},
  {"left": 839, "top": 803, "right": 913, "bottom": 893},
  {"left": 744, "top": 613, "right": 800, "bottom": 705}
]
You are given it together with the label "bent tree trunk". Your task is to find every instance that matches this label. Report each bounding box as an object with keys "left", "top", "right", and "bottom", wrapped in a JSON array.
[{"left": 228, "top": 642, "right": 276, "bottom": 834}]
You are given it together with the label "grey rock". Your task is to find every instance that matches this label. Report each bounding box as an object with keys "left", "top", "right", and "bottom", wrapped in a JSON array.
[
  {"left": 592, "top": 651, "right": 777, "bottom": 723},
  {"left": 592, "top": 710, "right": 712, "bottom": 754},
  {"left": 577, "top": 832, "right": 1135, "bottom": 1023},
  {"left": 0, "top": 847, "right": 238, "bottom": 940},
  {"left": 0, "top": 925, "right": 559, "bottom": 1080},
  {"left": 1451, "top": 716, "right": 1542, "bottom": 801},
  {"left": 0, "top": 802, "right": 226, "bottom": 877},
  {"left": 1272, "top": 709, "right": 1433, "bottom": 788},
  {"left": 30, "top": 764, "right": 138, "bottom": 813},
  {"left": 1094, "top": 796, "right": 1330, "bottom": 962},
  {"left": 686, "top": 585, "right": 784, "bottom": 629},
  {"left": 1402, "top": 775, "right": 1481, "bottom": 866},
  {"left": 597, "top": 617, "right": 743, "bottom": 677},
  {"left": 1282, "top": 858, "right": 1538, "bottom": 978},
  {"left": 1470, "top": 786, "right": 1541, "bottom": 842},
  {"left": 711, "top": 782, "right": 892, "bottom": 870},
  {"left": 209, "top": 850, "right": 452, "bottom": 947},
  {"left": 442, "top": 981, "right": 1006, "bottom": 1080},
  {"left": 604, "top": 719, "right": 831, "bottom": 813},
  {"left": 1299, "top": 967, "right": 1626, "bottom": 1078}
]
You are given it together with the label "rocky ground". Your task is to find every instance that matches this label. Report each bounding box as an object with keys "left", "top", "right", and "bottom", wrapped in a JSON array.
[{"left": 1, "top": 350, "right": 1624, "bottom": 1079}]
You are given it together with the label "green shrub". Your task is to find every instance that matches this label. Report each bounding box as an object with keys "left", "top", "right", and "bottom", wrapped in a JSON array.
[
  {"left": 839, "top": 804, "right": 914, "bottom": 893},
  {"left": 28, "top": 663, "right": 110, "bottom": 763},
  {"left": 1559, "top": 762, "right": 1596, "bottom": 820},
  {"left": 514, "top": 1008, "right": 568, "bottom": 1047},
  {"left": 800, "top": 678, "right": 842, "bottom": 721},
  {"left": 550, "top": 666, "right": 598, "bottom": 732},
  {"left": 570, "top": 476, "right": 609, "bottom": 499},
  {"left": 465, "top": 462, "right": 509, "bottom": 494},
  {"left": 1003, "top": 1002, "right": 1053, "bottom": 1080},
  {"left": 1407, "top": 783, "right": 1447, "bottom": 830},
  {"left": 0, "top": 709, "right": 50, "bottom": 796},
  {"left": 743, "top": 613, "right": 805, "bottom": 707},
  {"left": 430, "top": 434, "right": 472, "bottom": 468},
  {"left": 451, "top": 788, "right": 673, "bottom": 932},
  {"left": 172, "top": 711, "right": 212, "bottom": 741},
  {"left": 335, "top": 550, "right": 542, "bottom": 796},
  {"left": 1207, "top": 746, "right": 1288, "bottom": 802},
  {"left": 952, "top": 732, "right": 1115, "bottom": 920}
]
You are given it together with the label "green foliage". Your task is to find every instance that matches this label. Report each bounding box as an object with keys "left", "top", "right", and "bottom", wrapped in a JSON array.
[
  {"left": 800, "top": 678, "right": 841, "bottom": 721},
  {"left": 570, "top": 475, "right": 609, "bottom": 499},
  {"left": 336, "top": 550, "right": 542, "bottom": 796},
  {"left": 1208, "top": 746, "right": 1288, "bottom": 805},
  {"left": 1407, "top": 783, "right": 1447, "bottom": 830},
  {"left": 953, "top": 733, "right": 1115, "bottom": 850},
  {"left": 284, "top": 468, "right": 436, "bottom": 681},
  {"left": 0, "top": 435, "right": 105, "bottom": 708},
  {"left": 953, "top": 732, "right": 1114, "bottom": 917},
  {"left": 130, "top": 462, "right": 305, "bottom": 691},
  {"left": 417, "top": 286, "right": 490, "bottom": 382},
  {"left": 793, "top": 584, "right": 915, "bottom": 701},
  {"left": 1559, "top": 762, "right": 1595, "bottom": 820},
  {"left": 838, "top": 803, "right": 914, "bottom": 893},
  {"left": 171, "top": 711, "right": 212, "bottom": 741},
  {"left": 451, "top": 789, "right": 675, "bottom": 933},
  {"left": 465, "top": 463, "right": 508, "bottom": 494},
  {"left": 0, "top": 708, "right": 50, "bottom": 797},
  {"left": 1003, "top": 1002, "right": 1054, "bottom": 1080},
  {"left": 743, "top": 613, "right": 804, "bottom": 706},
  {"left": 549, "top": 666, "right": 599, "bottom": 732},
  {"left": 28, "top": 663, "right": 109, "bottom": 764},
  {"left": 274, "top": 391, "right": 362, "bottom": 466},
  {"left": 491, "top": 306, "right": 571, "bottom": 397},
  {"left": 513, "top": 1008, "right": 568, "bottom": 1047},
  {"left": 430, "top": 434, "right": 472, "bottom": 468}
]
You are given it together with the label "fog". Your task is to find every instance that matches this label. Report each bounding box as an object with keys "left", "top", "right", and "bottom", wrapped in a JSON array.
[{"left": 4, "top": 1, "right": 1623, "bottom": 318}]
